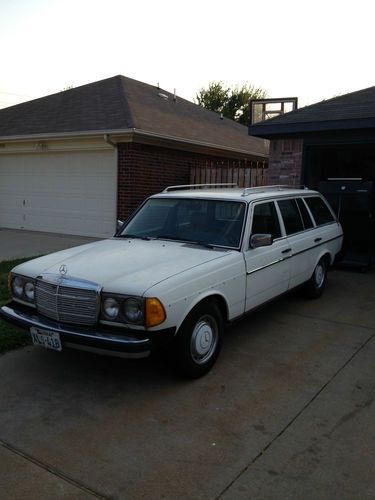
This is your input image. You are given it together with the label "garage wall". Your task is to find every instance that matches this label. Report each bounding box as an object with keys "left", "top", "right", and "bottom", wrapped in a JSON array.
[
  {"left": 0, "top": 149, "right": 117, "bottom": 238},
  {"left": 117, "top": 143, "right": 258, "bottom": 220}
]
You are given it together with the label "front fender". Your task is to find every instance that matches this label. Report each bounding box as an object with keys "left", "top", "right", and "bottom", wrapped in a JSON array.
[{"left": 174, "top": 290, "right": 229, "bottom": 333}]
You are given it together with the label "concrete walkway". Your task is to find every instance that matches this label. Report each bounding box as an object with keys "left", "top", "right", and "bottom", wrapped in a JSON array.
[
  {"left": 0, "top": 269, "right": 374, "bottom": 499},
  {"left": 0, "top": 229, "right": 100, "bottom": 261}
]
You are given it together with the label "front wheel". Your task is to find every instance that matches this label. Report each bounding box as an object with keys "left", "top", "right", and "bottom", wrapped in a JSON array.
[
  {"left": 173, "top": 301, "right": 223, "bottom": 378},
  {"left": 304, "top": 258, "right": 327, "bottom": 299}
]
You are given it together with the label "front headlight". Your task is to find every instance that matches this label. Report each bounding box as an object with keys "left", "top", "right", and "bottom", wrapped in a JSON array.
[
  {"left": 11, "top": 275, "right": 36, "bottom": 303},
  {"left": 24, "top": 282, "right": 35, "bottom": 301},
  {"left": 123, "top": 298, "right": 144, "bottom": 323},
  {"left": 12, "top": 276, "right": 24, "bottom": 297},
  {"left": 103, "top": 297, "right": 120, "bottom": 319},
  {"left": 101, "top": 293, "right": 166, "bottom": 327}
]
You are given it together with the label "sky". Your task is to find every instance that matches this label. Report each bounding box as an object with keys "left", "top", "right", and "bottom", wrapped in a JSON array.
[{"left": 1, "top": 0, "right": 374, "bottom": 110}]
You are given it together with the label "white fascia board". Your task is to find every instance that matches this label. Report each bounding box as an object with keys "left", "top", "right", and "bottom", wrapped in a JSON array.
[
  {"left": 0, "top": 130, "right": 132, "bottom": 154},
  {"left": 0, "top": 128, "right": 269, "bottom": 159},
  {"left": 0, "top": 129, "right": 134, "bottom": 143},
  {"left": 115, "top": 129, "right": 269, "bottom": 160}
]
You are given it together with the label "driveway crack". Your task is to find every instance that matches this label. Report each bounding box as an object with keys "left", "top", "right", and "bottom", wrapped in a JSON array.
[
  {"left": 0, "top": 437, "right": 110, "bottom": 499},
  {"left": 281, "top": 310, "right": 375, "bottom": 332},
  {"left": 215, "top": 328, "right": 375, "bottom": 500}
]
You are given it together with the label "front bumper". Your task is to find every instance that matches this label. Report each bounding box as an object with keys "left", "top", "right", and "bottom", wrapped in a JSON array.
[{"left": 0, "top": 301, "right": 175, "bottom": 359}]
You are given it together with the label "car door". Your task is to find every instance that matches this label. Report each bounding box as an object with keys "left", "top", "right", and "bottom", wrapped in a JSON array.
[
  {"left": 244, "top": 200, "right": 291, "bottom": 311},
  {"left": 276, "top": 197, "right": 317, "bottom": 289}
]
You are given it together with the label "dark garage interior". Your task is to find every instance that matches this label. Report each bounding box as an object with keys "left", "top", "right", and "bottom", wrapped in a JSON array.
[
  {"left": 305, "top": 143, "right": 375, "bottom": 270},
  {"left": 305, "top": 143, "right": 375, "bottom": 187}
]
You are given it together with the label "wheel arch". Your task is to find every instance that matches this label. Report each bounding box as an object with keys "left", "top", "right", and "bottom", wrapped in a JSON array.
[
  {"left": 320, "top": 251, "right": 334, "bottom": 268},
  {"left": 176, "top": 292, "right": 229, "bottom": 334}
]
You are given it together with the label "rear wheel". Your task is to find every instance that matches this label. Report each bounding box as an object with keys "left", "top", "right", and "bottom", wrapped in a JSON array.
[
  {"left": 173, "top": 301, "right": 223, "bottom": 378},
  {"left": 304, "top": 258, "right": 327, "bottom": 299}
]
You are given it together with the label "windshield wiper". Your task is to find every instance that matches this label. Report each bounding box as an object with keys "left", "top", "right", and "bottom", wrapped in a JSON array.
[
  {"left": 117, "top": 234, "right": 152, "bottom": 240},
  {"left": 155, "top": 235, "right": 215, "bottom": 248}
]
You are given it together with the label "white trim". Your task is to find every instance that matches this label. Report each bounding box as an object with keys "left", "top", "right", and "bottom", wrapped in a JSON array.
[
  {"left": 0, "top": 136, "right": 116, "bottom": 154},
  {"left": 0, "top": 128, "right": 269, "bottom": 159}
]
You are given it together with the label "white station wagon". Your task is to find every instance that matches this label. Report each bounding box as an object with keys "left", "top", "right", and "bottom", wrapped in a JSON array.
[{"left": 0, "top": 184, "right": 343, "bottom": 377}]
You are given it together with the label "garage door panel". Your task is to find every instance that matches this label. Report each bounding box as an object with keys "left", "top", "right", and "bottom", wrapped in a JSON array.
[
  {"left": 25, "top": 211, "right": 114, "bottom": 236},
  {"left": 0, "top": 150, "right": 117, "bottom": 237},
  {"left": 26, "top": 194, "right": 115, "bottom": 213}
]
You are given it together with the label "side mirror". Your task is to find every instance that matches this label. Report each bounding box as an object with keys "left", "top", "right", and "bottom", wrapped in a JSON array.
[
  {"left": 250, "top": 233, "right": 273, "bottom": 249},
  {"left": 116, "top": 219, "right": 124, "bottom": 232}
]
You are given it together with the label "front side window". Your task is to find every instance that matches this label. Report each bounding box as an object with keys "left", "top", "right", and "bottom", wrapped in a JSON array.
[
  {"left": 251, "top": 201, "right": 281, "bottom": 239},
  {"left": 118, "top": 198, "right": 246, "bottom": 248},
  {"left": 304, "top": 196, "right": 335, "bottom": 226},
  {"left": 277, "top": 199, "right": 304, "bottom": 235}
]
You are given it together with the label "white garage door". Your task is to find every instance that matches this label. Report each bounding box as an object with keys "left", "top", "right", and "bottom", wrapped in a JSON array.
[{"left": 0, "top": 150, "right": 117, "bottom": 238}]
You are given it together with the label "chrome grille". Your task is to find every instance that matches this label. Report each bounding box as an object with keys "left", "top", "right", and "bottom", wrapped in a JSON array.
[{"left": 35, "top": 275, "right": 100, "bottom": 325}]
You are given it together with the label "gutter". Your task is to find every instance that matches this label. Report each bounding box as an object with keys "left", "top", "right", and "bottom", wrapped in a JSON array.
[
  {"left": 0, "top": 128, "right": 269, "bottom": 160},
  {"left": 128, "top": 128, "right": 269, "bottom": 159}
]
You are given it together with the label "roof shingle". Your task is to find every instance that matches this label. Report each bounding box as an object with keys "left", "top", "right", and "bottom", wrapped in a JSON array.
[{"left": 0, "top": 75, "right": 268, "bottom": 158}]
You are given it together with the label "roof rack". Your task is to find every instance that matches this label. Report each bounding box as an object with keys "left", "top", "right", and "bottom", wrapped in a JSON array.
[
  {"left": 241, "top": 185, "right": 308, "bottom": 196},
  {"left": 163, "top": 183, "right": 237, "bottom": 192}
]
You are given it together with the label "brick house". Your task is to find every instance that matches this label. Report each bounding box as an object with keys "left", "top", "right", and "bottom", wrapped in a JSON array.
[{"left": 0, "top": 75, "right": 269, "bottom": 237}]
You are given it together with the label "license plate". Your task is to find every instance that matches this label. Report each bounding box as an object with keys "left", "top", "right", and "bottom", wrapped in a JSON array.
[{"left": 30, "top": 327, "right": 62, "bottom": 351}]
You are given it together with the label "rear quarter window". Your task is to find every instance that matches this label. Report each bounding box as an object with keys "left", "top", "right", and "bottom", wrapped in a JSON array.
[
  {"left": 277, "top": 199, "right": 304, "bottom": 235},
  {"left": 304, "top": 196, "right": 335, "bottom": 226},
  {"left": 296, "top": 198, "right": 314, "bottom": 229}
]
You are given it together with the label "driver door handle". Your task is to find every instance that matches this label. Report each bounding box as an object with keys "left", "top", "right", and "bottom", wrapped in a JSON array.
[{"left": 282, "top": 248, "right": 292, "bottom": 254}]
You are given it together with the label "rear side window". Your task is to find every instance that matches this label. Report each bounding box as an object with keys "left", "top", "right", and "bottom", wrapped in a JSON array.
[
  {"left": 277, "top": 199, "right": 304, "bottom": 235},
  {"left": 251, "top": 202, "right": 281, "bottom": 239},
  {"left": 304, "top": 197, "right": 335, "bottom": 225},
  {"left": 296, "top": 198, "right": 314, "bottom": 229}
]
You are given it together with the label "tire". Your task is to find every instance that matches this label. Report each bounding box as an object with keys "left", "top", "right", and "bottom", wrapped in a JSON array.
[
  {"left": 173, "top": 301, "right": 223, "bottom": 378},
  {"left": 304, "top": 258, "right": 327, "bottom": 299}
]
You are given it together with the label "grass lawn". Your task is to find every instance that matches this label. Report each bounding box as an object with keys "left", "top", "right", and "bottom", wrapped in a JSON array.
[{"left": 0, "top": 258, "right": 34, "bottom": 354}]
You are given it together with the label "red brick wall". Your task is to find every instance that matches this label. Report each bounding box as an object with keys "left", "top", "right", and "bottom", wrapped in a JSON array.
[
  {"left": 267, "top": 139, "right": 303, "bottom": 186},
  {"left": 117, "top": 143, "right": 257, "bottom": 219}
]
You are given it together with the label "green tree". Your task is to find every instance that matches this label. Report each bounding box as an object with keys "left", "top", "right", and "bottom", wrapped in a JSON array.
[{"left": 195, "top": 81, "right": 267, "bottom": 125}]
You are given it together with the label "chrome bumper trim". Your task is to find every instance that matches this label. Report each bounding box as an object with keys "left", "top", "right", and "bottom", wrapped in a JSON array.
[
  {"left": 63, "top": 343, "right": 150, "bottom": 359},
  {"left": 0, "top": 303, "right": 152, "bottom": 355}
]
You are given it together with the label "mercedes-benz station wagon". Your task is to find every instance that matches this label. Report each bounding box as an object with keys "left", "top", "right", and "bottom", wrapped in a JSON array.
[{"left": 0, "top": 184, "right": 343, "bottom": 377}]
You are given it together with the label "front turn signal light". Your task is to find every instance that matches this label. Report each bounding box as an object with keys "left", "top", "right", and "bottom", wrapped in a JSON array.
[{"left": 145, "top": 298, "right": 166, "bottom": 327}]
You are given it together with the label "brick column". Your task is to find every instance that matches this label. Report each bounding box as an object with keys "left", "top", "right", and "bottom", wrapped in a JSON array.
[{"left": 267, "top": 138, "right": 304, "bottom": 186}]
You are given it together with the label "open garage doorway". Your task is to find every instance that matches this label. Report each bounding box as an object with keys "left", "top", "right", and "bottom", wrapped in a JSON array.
[
  {"left": 304, "top": 143, "right": 375, "bottom": 187},
  {"left": 305, "top": 143, "right": 375, "bottom": 270}
]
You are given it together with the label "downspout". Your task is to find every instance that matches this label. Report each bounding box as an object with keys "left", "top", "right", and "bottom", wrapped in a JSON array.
[
  {"left": 103, "top": 134, "right": 119, "bottom": 233},
  {"left": 104, "top": 133, "right": 117, "bottom": 148}
]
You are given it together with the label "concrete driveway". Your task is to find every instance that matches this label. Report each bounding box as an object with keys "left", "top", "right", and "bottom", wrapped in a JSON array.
[
  {"left": 0, "top": 269, "right": 374, "bottom": 499},
  {"left": 0, "top": 229, "right": 100, "bottom": 261}
]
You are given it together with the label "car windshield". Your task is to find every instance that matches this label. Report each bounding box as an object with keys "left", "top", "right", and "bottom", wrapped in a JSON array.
[{"left": 118, "top": 198, "right": 246, "bottom": 249}]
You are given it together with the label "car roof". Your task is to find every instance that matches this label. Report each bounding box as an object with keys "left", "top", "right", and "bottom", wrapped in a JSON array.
[{"left": 152, "top": 185, "right": 319, "bottom": 202}]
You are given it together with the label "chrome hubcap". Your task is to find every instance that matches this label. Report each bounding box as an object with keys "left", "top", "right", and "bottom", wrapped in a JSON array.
[
  {"left": 190, "top": 315, "right": 218, "bottom": 365},
  {"left": 315, "top": 263, "right": 325, "bottom": 288}
]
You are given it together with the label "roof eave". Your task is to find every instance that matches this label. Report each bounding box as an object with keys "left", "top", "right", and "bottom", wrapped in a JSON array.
[
  {"left": 0, "top": 128, "right": 269, "bottom": 160},
  {"left": 129, "top": 128, "right": 269, "bottom": 160},
  {"left": 248, "top": 117, "right": 375, "bottom": 138}
]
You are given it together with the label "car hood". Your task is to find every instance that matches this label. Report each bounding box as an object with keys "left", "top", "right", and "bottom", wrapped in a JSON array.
[{"left": 15, "top": 238, "right": 232, "bottom": 296}]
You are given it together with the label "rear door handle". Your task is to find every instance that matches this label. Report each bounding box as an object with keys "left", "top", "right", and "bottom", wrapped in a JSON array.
[
  {"left": 282, "top": 248, "right": 292, "bottom": 254},
  {"left": 314, "top": 237, "right": 322, "bottom": 243}
]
